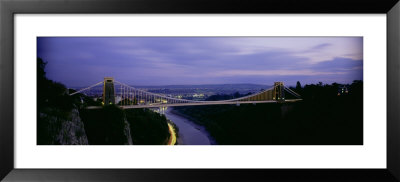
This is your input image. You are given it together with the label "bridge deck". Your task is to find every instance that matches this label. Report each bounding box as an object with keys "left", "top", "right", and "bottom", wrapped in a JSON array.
[{"left": 86, "top": 99, "right": 302, "bottom": 109}]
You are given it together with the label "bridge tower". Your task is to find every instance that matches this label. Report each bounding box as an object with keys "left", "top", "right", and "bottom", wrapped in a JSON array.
[
  {"left": 103, "top": 77, "right": 115, "bottom": 105},
  {"left": 273, "top": 82, "right": 285, "bottom": 101}
]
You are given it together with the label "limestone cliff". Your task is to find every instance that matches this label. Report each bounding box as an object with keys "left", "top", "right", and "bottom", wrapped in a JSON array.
[
  {"left": 38, "top": 107, "right": 89, "bottom": 145},
  {"left": 123, "top": 118, "right": 133, "bottom": 145}
]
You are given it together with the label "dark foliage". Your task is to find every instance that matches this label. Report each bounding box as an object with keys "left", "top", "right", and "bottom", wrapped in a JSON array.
[
  {"left": 125, "top": 109, "right": 170, "bottom": 145},
  {"left": 174, "top": 81, "right": 363, "bottom": 145},
  {"left": 79, "top": 105, "right": 127, "bottom": 145},
  {"left": 296, "top": 81, "right": 302, "bottom": 92},
  {"left": 80, "top": 107, "right": 170, "bottom": 145}
]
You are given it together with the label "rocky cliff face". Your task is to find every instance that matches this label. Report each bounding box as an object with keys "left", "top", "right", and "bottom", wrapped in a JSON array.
[
  {"left": 38, "top": 107, "right": 89, "bottom": 145},
  {"left": 123, "top": 118, "right": 133, "bottom": 145}
]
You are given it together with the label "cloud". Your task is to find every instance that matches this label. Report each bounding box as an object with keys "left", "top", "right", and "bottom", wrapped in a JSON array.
[
  {"left": 311, "top": 57, "right": 363, "bottom": 72},
  {"left": 310, "top": 43, "right": 332, "bottom": 50},
  {"left": 209, "top": 69, "right": 346, "bottom": 77},
  {"left": 37, "top": 37, "right": 363, "bottom": 87}
]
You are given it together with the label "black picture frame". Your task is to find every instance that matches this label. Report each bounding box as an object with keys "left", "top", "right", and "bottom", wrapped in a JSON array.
[{"left": 1, "top": 0, "right": 399, "bottom": 181}]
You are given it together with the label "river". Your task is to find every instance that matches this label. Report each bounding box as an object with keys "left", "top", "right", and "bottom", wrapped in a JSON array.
[{"left": 164, "top": 107, "right": 216, "bottom": 145}]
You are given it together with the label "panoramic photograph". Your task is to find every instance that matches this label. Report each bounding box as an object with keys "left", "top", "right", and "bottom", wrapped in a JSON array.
[{"left": 37, "top": 37, "right": 363, "bottom": 145}]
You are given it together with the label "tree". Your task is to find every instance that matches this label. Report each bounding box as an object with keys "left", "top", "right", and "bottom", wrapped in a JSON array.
[
  {"left": 37, "top": 57, "right": 47, "bottom": 80},
  {"left": 233, "top": 92, "right": 240, "bottom": 98},
  {"left": 37, "top": 57, "right": 73, "bottom": 110},
  {"left": 296, "top": 81, "right": 302, "bottom": 91}
]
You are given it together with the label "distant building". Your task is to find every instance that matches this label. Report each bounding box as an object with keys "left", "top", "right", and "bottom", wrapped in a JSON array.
[{"left": 103, "top": 77, "right": 115, "bottom": 105}]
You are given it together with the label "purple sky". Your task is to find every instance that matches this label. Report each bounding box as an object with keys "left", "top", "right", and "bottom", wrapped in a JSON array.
[{"left": 37, "top": 37, "right": 363, "bottom": 87}]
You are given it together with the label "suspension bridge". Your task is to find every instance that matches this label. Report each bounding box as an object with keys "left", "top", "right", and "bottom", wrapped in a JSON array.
[{"left": 69, "top": 77, "right": 302, "bottom": 109}]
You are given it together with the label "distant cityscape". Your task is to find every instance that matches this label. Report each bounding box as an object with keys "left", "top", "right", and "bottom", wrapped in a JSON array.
[{"left": 70, "top": 84, "right": 274, "bottom": 102}]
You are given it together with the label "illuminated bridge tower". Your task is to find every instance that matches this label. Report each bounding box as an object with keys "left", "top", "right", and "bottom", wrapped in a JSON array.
[
  {"left": 273, "top": 82, "right": 285, "bottom": 101},
  {"left": 103, "top": 77, "right": 115, "bottom": 105}
]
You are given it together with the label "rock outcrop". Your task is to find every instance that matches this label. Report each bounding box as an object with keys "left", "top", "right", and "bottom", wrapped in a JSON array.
[
  {"left": 123, "top": 118, "right": 133, "bottom": 145},
  {"left": 38, "top": 108, "right": 89, "bottom": 145}
]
